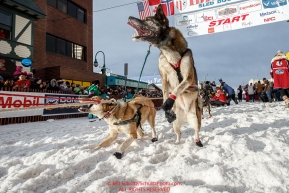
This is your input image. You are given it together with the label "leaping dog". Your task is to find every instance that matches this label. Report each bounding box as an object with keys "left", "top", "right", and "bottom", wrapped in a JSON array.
[{"left": 128, "top": 5, "right": 203, "bottom": 146}]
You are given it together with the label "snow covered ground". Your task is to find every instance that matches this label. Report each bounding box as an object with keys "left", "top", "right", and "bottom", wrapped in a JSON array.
[{"left": 0, "top": 101, "right": 289, "bottom": 193}]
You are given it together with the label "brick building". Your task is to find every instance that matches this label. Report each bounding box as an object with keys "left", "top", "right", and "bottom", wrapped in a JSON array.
[
  {"left": 0, "top": 0, "right": 46, "bottom": 78},
  {"left": 34, "top": 0, "right": 103, "bottom": 86}
]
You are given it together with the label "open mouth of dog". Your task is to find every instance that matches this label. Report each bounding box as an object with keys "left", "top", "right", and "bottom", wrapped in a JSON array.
[{"left": 127, "top": 19, "right": 152, "bottom": 40}]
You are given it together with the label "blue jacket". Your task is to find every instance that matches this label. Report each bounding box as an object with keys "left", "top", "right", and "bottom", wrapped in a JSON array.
[{"left": 222, "top": 83, "right": 235, "bottom": 95}]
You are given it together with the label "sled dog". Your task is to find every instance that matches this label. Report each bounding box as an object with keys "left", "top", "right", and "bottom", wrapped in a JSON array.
[
  {"left": 79, "top": 96, "right": 158, "bottom": 159},
  {"left": 199, "top": 88, "right": 212, "bottom": 119},
  {"left": 128, "top": 5, "right": 203, "bottom": 146}
]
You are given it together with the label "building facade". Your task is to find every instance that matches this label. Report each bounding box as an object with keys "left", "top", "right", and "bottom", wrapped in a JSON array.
[
  {"left": 0, "top": 0, "right": 45, "bottom": 79},
  {"left": 33, "top": 0, "right": 102, "bottom": 85}
]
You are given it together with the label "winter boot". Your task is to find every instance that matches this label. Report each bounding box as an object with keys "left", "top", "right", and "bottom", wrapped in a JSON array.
[{"left": 282, "top": 96, "right": 289, "bottom": 108}]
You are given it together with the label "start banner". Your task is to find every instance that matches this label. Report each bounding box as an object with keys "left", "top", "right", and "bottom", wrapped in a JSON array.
[{"left": 174, "top": 0, "right": 289, "bottom": 37}]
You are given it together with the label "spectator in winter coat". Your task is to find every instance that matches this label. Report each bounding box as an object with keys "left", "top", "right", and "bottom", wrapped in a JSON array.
[
  {"left": 270, "top": 50, "right": 289, "bottom": 108},
  {"left": 13, "top": 66, "right": 24, "bottom": 78},
  {"left": 13, "top": 74, "right": 30, "bottom": 90},
  {"left": 210, "top": 86, "right": 227, "bottom": 106},
  {"left": 237, "top": 85, "right": 243, "bottom": 102},
  {"left": 263, "top": 78, "right": 273, "bottom": 103},
  {"left": 87, "top": 80, "right": 100, "bottom": 97},
  {"left": 247, "top": 83, "right": 255, "bottom": 102},
  {"left": 219, "top": 79, "right": 238, "bottom": 105},
  {"left": 256, "top": 81, "right": 263, "bottom": 100},
  {"left": 58, "top": 80, "right": 72, "bottom": 93},
  {"left": 48, "top": 79, "right": 59, "bottom": 91},
  {"left": 123, "top": 87, "right": 134, "bottom": 100},
  {"left": 3, "top": 79, "right": 14, "bottom": 89},
  {"left": 30, "top": 78, "right": 43, "bottom": 90},
  {"left": 74, "top": 84, "right": 83, "bottom": 95}
]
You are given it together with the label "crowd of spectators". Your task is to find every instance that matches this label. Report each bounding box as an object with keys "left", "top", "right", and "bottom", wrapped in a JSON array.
[
  {"left": 198, "top": 77, "right": 285, "bottom": 107},
  {"left": 0, "top": 66, "right": 163, "bottom": 99}
]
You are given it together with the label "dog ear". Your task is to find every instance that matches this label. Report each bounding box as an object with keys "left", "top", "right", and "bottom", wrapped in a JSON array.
[{"left": 155, "top": 4, "right": 168, "bottom": 26}]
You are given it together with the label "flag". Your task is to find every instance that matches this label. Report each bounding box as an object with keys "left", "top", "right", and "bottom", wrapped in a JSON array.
[
  {"left": 148, "top": 0, "right": 160, "bottom": 14},
  {"left": 137, "top": 0, "right": 151, "bottom": 20},
  {"left": 175, "top": 0, "right": 183, "bottom": 11},
  {"left": 161, "top": 0, "right": 174, "bottom": 16}
]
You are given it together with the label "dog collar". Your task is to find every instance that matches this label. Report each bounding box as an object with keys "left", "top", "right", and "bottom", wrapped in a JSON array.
[
  {"left": 102, "top": 103, "right": 119, "bottom": 119},
  {"left": 157, "top": 35, "right": 171, "bottom": 48}
]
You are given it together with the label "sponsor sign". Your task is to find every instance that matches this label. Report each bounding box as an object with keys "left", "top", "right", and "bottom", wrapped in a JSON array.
[
  {"left": 196, "top": 10, "right": 216, "bottom": 22},
  {"left": 0, "top": 91, "right": 44, "bottom": 118},
  {"left": 262, "top": 0, "right": 287, "bottom": 9},
  {"left": 264, "top": 16, "right": 276, "bottom": 22},
  {"left": 174, "top": 0, "right": 242, "bottom": 14},
  {"left": 217, "top": 6, "right": 239, "bottom": 18},
  {"left": 42, "top": 94, "right": 82, "bottom": 116},
  {"left": 239, "top": 0, "right": 262, "bottom": 14},
  {"left": 175, "top": 0, "right": 289, "bottom": 37},
  {"left": 176, "top": 14, "right": 195, "bottom": 25},
  {"left": 259, "top": 10, "right": 278, "bottom": 16}
]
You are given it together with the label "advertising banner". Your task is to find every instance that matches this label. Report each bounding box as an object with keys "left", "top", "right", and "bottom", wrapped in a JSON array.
[
  {"left": 42, "top": 94, "right": 83, "bottom": 116},
  {"left": 174, "top": 0, "right": 289, "bottom": 37},
  {"left": 174, "top": 0, "right": 243, "bottom": 14},
  {"left": 0, "top": 91, "right": 44, "bottom": 118}
]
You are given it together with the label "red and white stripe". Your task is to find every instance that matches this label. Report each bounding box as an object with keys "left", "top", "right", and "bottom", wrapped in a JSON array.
[{"left": 139, "top": 0, "right": 151, "bottom": 20}]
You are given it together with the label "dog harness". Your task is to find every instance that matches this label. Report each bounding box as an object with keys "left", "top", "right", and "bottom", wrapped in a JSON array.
[
  {"left": 169, "top": 49, "right": 196, "bottom": 89},
  {"left": 113, "top": 107, "right": 142, "bottom": 129}
]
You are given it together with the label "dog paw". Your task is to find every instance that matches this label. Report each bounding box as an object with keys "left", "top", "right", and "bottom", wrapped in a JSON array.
[
  {"left": 165, "top": 111, "right": 176, "bottom": 123},
  {"left": 113, "top": 152, "right": 122, "bottom": 159},
  {"left": 162, "top": 98, "right": 175, "bottom": 111},
  {"left": 196, "top": 141, "right": 203, "bottom": 147},
  {"left": 151, "top": 137, "right": 158, "bottom": 142}
]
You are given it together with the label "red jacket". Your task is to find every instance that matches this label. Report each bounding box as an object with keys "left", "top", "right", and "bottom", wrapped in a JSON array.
[
  {"left": 270, "top": 55, "right": 289, "bottom": 89},
  {"left": 211, "top": 89, "right": 227, "bottom": 102},
  {"left": 14, "top": 79, "right": 31, "bottom": 90}
]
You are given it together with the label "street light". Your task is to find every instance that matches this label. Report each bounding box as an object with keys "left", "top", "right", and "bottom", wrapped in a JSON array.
[
  {"left": 94, "top": 51, "right": 106, "bottom": 92},
  {"left": 204, "top": 74, "right": 208, "bottom": 81}
]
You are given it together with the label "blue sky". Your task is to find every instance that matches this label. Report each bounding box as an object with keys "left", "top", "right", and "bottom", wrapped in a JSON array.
[{"left": 93, "top": 1, "right": 289, "bottom": 88}]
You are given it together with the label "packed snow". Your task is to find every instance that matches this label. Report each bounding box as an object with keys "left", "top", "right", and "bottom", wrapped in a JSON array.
[{"left": 0, "top": 101, "right": 289, "bottom": 193}]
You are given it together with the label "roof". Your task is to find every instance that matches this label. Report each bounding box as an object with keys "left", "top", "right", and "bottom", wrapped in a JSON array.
[{"left": 2, "top": 0, "right": 46, "bottom": 19}]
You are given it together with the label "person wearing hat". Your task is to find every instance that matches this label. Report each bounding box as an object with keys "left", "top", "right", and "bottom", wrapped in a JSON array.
[
  {"left": 210, "top": 86, "right": 227, "bottom": 106},
  {"left": 270, "top": 50, "right": 289, "bottom": 108},
  {"left": 0, "top": 76, "right": 4, "bottom": 88}
]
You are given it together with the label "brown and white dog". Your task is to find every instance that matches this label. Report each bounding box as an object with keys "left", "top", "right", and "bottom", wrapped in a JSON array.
[
  {"left": 128, "top": 5, "right": 203, "bottom": 146},
  {"left": 79, "top": 96, "right": 158, "bottom": 159}
]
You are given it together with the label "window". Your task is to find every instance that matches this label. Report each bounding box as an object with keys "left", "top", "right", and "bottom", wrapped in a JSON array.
[
  {"left": 77, "top": 8, "right": 85, "bottom": 22},
  {"left": 56, "top": 38, "right": 66, "bottom": 55},
  {"left": 47, "top": 0, "right": 86, "bottom": 23},
  {"left": 47, "top": 0, "right": 57, "bottom": 8},
  {"left": 46, "top": 34, "right": 86, "bottom": 61},
  {"left": 74, "top": 44, "right": 84, "bottom": 60},
  {"left": 67, "top": 1, "right": 76, "bottom": 18},
  {"left": 57, "top": 0, "right": 67, "bottom": 13},
  {"left": 0, "top": 9, "right": 12, "bottom": 39},
  {"left": 46, "top": 34, "right": 56, "bottom": 52},
  {"left": 66, "top": 41, "right": 72, "bottom": 57}
]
